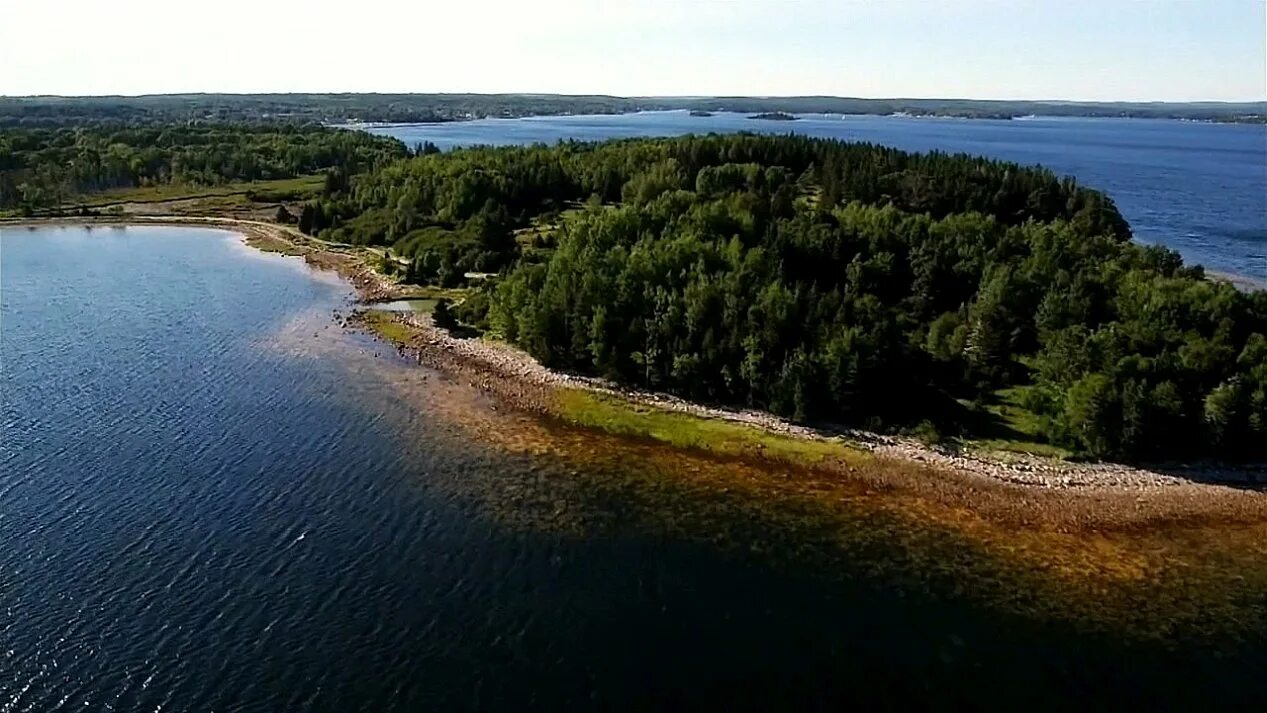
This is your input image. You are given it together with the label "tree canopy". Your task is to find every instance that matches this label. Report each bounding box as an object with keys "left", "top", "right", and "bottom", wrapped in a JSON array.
[
  {"left": 302, "top": 134, "right": 1265, "bottom": 461},
  {"left": 0, "top": 125, "right": 406, "bottom": 211},
  {"left": 14, "top": 124, "right": 1257, "bottom": 462}
]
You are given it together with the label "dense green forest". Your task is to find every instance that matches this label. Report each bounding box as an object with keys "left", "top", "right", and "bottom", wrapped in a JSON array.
[
  {"left": 299, "top": 134, "right": 1267, "bottom": 461},
  {"left": 3, "top": 94, "right": 1264, "bottom": 127},
  {"left": 0, "top": 125, "right": 406, "bottom": 211}
]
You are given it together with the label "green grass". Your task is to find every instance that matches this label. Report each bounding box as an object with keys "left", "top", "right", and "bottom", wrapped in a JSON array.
[
  {"left": 63, "top": 175, "right": 325, "bottom": 208},
  {"left": 966, "top": 386, "right": 1071, "bottom": 459},
  {"left": 513, "top": 205, "right": 600, "bottom": 248},
  {"left": 553, "top": 389, "right": 870, "bottom": 467},
  {"left": 359, "top": 311, "right": 417, "bottom": 344}
]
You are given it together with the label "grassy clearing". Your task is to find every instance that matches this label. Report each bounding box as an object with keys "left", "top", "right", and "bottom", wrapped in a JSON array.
[
  {"left": 512, "top": 217, "right": 559, "bottom": 247},
  {"left": 553, "top": 389, "right": 870, "bottom": 467},
  {"left": 513, "top": 206, "right": 597, "bottom": 246},
  {"left": 358, "top": 310, "right": 418, "bottom": 344},
  {"left": 967, "top": 386, "right": 1071, "bottom": 459},
  {"left": 64, "top": 175, "right": 325, "bottom": 208}
]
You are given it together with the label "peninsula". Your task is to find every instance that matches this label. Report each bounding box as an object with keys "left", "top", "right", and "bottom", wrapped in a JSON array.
[{"left": 7, "top": 127, "right": 1264, "bottom": 467}]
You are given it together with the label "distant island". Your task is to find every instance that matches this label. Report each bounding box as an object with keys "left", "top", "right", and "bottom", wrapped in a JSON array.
[
  {"left": 1213, "top": 115, "right": 1267, "bottom": 125},
  {"left": 892, "top": 110, "right": 1016, "bottom": 120},
  {"left": 748, "top": 111, "right": 798, "bottom": 121},
  {"left": 3, "top": 93, "right": 1265, "bottom": 127}
]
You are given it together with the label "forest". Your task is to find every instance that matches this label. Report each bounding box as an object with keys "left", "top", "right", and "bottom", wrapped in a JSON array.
[
  {"left": 297, "top": 133, "right": 1267, "bottom": 461},
  {"left": 0, "top": 125, "right": 406, "bottom": 211}
]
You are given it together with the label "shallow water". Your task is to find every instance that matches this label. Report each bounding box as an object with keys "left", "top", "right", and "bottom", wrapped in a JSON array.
[
  {"left": 364, "top": 111, "right": 1267, "bottom": 282},
  {"left": 3, "top": 225, "right": 1266, "bottom": 711}
]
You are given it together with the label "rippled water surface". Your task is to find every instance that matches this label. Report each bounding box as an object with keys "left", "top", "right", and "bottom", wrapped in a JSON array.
[
  {"left": 3, "top": 226, "right": 1266, "bottom": 712},
  {"left": 365, "top": 111, "right": 1267, "bottom": 282}
]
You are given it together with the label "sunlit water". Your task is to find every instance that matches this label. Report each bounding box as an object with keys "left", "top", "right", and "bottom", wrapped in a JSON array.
[
  {"left": 3, "top": 226, "right": 1266, "bottom": 711},
  {"left": 363, "top": 111, "right": 1267, "bottom": 282}
]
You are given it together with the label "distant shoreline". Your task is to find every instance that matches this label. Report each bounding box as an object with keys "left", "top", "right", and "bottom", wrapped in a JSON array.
[
  {"left": 5, "top": 94, "right": 1265, "bottom": 128},
  {"left": 349, "top": 108, "right": 1267, "bottom": 128}
]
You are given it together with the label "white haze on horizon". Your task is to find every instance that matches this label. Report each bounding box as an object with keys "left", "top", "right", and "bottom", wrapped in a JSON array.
[{"left": 2, "top": 0, "right": 1264, "bottom": 102}]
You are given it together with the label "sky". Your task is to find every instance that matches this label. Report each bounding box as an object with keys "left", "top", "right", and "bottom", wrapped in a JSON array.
[{"left": 2, "top": 0, "right": 1264, "bottom": 101}]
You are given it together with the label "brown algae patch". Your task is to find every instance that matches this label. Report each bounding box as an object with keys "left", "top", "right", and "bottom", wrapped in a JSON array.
[{"left": 365, "top": 359, "right": 1267, "bottom": 646}]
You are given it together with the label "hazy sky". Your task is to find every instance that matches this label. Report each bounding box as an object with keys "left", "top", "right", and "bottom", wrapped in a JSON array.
[{"left": 3, "top": 0, "right": 1264, "bottom": 100}]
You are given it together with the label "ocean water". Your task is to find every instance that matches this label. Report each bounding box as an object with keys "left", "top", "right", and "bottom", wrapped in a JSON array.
[
  {"left": 364, "top": 112, "right": 1267, "bottom": 283},
  {"left": 3, "top": 226, "right": 1266, "bottom": 712}
]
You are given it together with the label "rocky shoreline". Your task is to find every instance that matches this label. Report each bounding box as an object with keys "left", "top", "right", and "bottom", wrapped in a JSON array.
[
  {"left": 9, "top": 215, "right": 1265, "bottom": 496},
  {"left": 358, "top": 308, "right": 1267, "bottom": 495}
]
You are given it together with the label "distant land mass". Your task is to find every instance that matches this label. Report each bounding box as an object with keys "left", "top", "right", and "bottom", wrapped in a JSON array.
[
  {"left": 2, "top": 93, "right": 1265, "bottom": 127},
  {"left": 748, "top": 111, "right": 799, "bottom": 121}
]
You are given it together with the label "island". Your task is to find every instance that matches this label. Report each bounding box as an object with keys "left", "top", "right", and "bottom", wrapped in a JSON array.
[{"left": 747, "top": 111, "right": 799, "bottom": 121}]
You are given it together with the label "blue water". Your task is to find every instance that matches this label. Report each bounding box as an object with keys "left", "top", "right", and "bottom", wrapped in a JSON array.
[
  {"left": 364, "top": 112, "right": 1267, "bottom": 282},
  {"left": 3, "top": 226, "right": 1266, "bottom": 711}
]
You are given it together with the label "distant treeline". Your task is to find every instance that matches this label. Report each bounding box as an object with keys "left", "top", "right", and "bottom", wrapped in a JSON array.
[
  {"left": 0, "top": 94, "right": 646, "bottom": 127},
  {"left": 2, "top": 94, "right": 1264, "bottom": 127},
  {"left": 300, "top": 134, "right": 1267, "bottom": 461},
  {"left": 0, "top": 125, "right": 406, "bottom": 210},
  {"left": 682, "top": 97, "right": 1267, "bottom": 122}
]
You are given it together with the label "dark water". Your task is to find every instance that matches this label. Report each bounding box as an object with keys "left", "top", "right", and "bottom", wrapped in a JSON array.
[
  {"left": 3, "top": 226, "right": 1266, "bottom": 712},
  {"left": 364, "top": 112, "right": 1267, "bottom": 283}
]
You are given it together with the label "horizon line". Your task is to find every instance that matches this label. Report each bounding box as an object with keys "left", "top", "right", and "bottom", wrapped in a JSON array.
[{"left": 4, "top": 92, "right": 1266, "bottom": 106}]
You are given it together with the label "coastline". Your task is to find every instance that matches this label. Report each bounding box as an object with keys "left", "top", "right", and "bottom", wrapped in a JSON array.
[
  {"left": 1208, "top": 267, "right": 1267, "bottom": 292},
  {"left": 6, "top": 216, "right": 1266, "bottom": 504},
  {"left": 353, "top": 108, "right": 1267, "bottom": 127}
]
